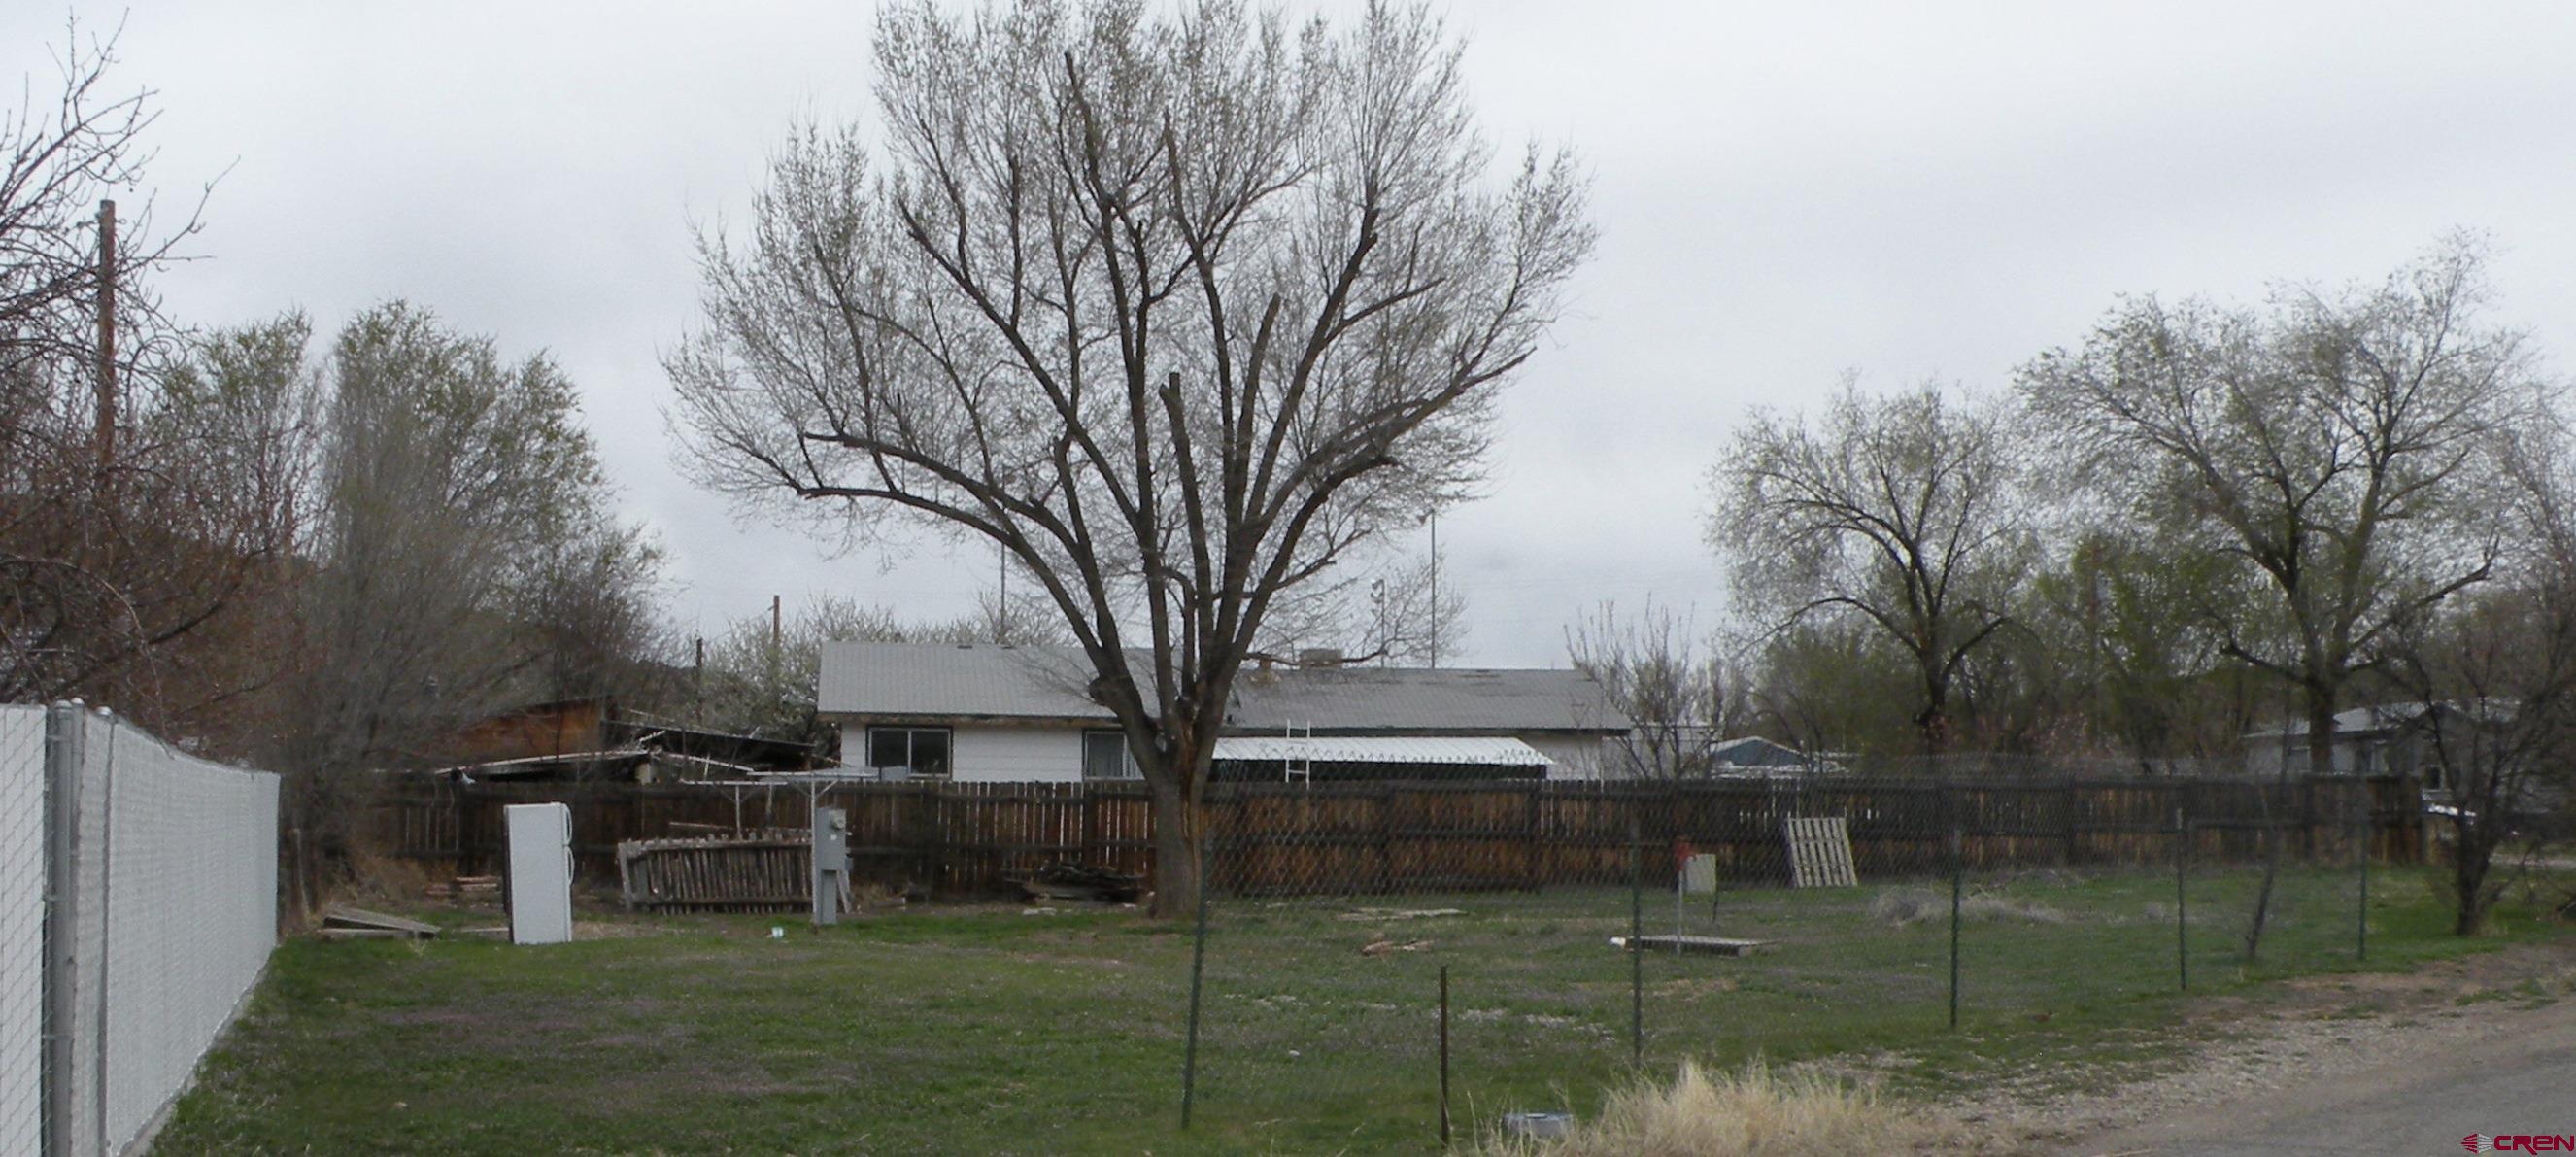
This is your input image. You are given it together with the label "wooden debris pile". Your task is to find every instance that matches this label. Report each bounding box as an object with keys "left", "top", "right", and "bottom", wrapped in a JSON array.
[
  {"left": 423, "top": 875, "right": 500, "bottom": 904},
  {"left": 1015, "top": 862, "right": 1143, "bottom": 904},
  {"left": 618, "top": 834, "right": 811, "bottom": 912}
]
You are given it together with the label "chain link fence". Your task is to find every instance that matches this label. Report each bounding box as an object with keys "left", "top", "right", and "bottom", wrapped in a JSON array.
[
  {"left": 1176, "top": 768, "right": 2420, "bottom": 1149},
  {"left": 0, "top": 708, "right": 45, "bottom": 1157},
  {"left": 0, "top": 703, "right": 280, "bottom": 1156}
]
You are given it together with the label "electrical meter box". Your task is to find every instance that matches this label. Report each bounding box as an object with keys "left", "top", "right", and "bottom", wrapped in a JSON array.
[
  {"left": 812, "top": 806, "right": 851, "bottom": 926},
  {"left": 1679, "top": 853, "right": 1718, "bottom": 896}
]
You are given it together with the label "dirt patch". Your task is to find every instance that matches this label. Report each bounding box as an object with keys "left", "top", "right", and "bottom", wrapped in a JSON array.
[{"left": 1955, "top": 941, "right": 2576, "bottom": 1150}]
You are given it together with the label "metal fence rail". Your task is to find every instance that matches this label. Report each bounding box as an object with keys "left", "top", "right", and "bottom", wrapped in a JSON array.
[{"left": 0, "top": 704, "right": 280, "bottom": 1156}]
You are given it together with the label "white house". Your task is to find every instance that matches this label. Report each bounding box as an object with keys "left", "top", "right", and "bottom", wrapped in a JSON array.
[
  {"left": 815, "top": 642, "right": 1629, "bottom": 782},
  {"left": 2241, "top": 701, "right": 2508, "bottom": 792}
]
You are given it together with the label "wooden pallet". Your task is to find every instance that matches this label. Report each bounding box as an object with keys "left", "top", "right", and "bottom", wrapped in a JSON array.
[{"left": 1783, "top": 816, "right": 1857, "bottom": 888}]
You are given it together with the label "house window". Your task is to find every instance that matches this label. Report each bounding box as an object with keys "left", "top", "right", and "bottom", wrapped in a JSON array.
[
  {"left": 866, "top": 727, "right": 952, "bottom": 778},
  {"left": 1083, "top": 730, "right": 1140, "bottom": 780}
]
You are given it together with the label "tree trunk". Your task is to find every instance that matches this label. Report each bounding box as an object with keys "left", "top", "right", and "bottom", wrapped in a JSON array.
[
  {"left": 1148, "top": 767, "right": 1206, "bottom": 920},
  {"left": 1917, "top": 668, "right": 1950, "bottom": 760},
  {"left": 2304, "top": 694, "right": 2337, "bottom": 778},
  {"left": 2453, "top": 803, "right": 2495, "bottom": 936}
]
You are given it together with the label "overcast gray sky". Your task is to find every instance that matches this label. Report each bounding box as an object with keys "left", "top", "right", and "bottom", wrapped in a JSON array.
[{"left": 15, "top": 2, "right": 2576, "bottom": 667}]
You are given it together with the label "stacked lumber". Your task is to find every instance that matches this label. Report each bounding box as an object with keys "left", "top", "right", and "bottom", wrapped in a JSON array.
[{"left": 423, "top": 875, "right": 500, "bottom": 903}]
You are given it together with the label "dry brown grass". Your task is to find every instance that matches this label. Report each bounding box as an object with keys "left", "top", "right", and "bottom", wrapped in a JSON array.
[
  {"left": 1475, "top": 1060, "right": 1971, "bottom": 1156},
  {"left": 1870, "top": 887, "right": 2068, "bottom": 927}
]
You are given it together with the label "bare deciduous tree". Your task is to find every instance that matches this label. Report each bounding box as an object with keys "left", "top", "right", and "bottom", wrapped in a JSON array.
[
  {"left": 2390, "top": 436, "right": 2576, "bottom": 935},
  {"left": 667, "top": 0, "right": 1592, "bottom": 913},
  {"left": 1353, "top": 544, "right": 1464, "bottom": 666},
  {"left": 1710, "top": 378, "right": 2031, "bottom": 754},
  {"left": 2020, "top": 238, "right": 2552, "bottom": 779},
  {"left": 0, "top": 20, "right": 248, "bottom": 722},
  {"left": 1568, "top": 600, "right": 1747, "bottom": 778}
]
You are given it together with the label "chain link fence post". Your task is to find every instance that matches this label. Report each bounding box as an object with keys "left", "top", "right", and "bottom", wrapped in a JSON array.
[
  {"left": 1180, "top": 825, "right": 1210, "bottom": 1130},
  {"left": 40, "top": 703, "right": 85, "bottom": 1157},
  {"left": 2355, "top": 783, "right": 2370, "bottom": 962},
  {"left": 1628, "top": 814, "right": 1643, "bottom": 1069},
  {"left": 1947, "top": 825, "right": 1962, "bottom": 1031},
  {"left": 2175, "top": 806, "right": 2189, "bottom": 992}
]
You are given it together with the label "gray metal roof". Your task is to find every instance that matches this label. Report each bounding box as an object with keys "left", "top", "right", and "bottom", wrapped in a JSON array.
[
  {"left": 1710, "top": 736, "right": 1811, "bottom": 767},
  {"left": 817, "top": 642, "right": 1625, "bottom": 734},
  {"left": 817, "top": 642, "right": 1111, "bottom": 722},
  {"left": 1230, "top": 665, "right": 1621, "bottom": 734}
]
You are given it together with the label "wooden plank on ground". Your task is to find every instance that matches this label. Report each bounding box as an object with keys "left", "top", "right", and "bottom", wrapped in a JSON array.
[{"left": 322, "top": 905, "right": 441, "bottom": 937}]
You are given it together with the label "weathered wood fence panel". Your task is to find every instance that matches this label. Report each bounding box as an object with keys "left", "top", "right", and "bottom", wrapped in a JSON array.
[
  {"left": 619, "top": 835, "right": 810, "bottom": 911},
  {"left": 371, "top": 773, "right": 2424, "bottom": 899}
]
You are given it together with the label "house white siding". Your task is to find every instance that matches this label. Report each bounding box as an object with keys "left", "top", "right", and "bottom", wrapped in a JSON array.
[
  {"left": 1524, "top": 733, "right": 1609, "bottom": 780},
  {"left": 956, "top": 724, "right": 1086, "bottom": 782}
]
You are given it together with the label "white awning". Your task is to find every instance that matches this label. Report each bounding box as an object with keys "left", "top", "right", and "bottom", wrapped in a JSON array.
[{"left": 1211, "top": 735, "right": 1552, "bottom": 766}]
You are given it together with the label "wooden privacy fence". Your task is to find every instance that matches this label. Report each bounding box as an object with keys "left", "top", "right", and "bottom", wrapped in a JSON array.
[{"left": 370, "top": 773, "right": 2423, "bottom": 900}]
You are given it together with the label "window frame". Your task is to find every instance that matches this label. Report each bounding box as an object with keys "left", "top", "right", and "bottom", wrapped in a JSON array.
[
  {"left": 1081, "top": 728, "right": 1141, "bottom": 781},
  {"left": 865, "top": 725, "right": 953, "bottom": 779}
]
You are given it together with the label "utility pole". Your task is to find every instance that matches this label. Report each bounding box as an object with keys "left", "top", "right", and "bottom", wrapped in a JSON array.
[
  {"left": 767, "top": 595, "right": 784, "bottom": 699},
  {"left": 93, "top": 199, "right": 118, "bottom": 485},
  {"left": 1427, "top": 510, "right": 1440, "bottom": 669}
]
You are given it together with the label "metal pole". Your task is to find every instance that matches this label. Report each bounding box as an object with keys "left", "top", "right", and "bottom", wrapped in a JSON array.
[
  {"left": 1180, "top": 833, "right": 1211, "bottom": 1129},
  {"left": 1673, "top": 856, "right": 1684, "bottom": 956},
  {"left": 1948, "top": 825, "right": 1962, "bottom": 1031},
  {"left": 1427, "top": 511, "right": 1439, "bottom": 668},
  {"left": 1438, "top": 965, "right": 1451, "bottom": 1148},
  {"left": 43, "top": 703, "right": 85, "bottom": 1157},
  {"left": 1628, "top": 818, "right": 1643, "bottom": 1067},
  {"left": 2176, "top": 807, "right": 2189, "bottom": 992},
  {"left": 89, "top": 715, "right": 117, "bottom": 1150}
]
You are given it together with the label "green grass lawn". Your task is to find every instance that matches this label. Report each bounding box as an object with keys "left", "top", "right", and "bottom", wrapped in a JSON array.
[{"left": 156, "top": 865, "right": 2573, "bottom": 1155}]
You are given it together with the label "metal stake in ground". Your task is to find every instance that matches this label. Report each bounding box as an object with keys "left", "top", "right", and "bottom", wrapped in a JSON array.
[
  {"left": 1181, "top": 834, "right": 1211, "bottom": 1129},
  {"left": 1439, "top": 964, "right": 1452, "bottom": 1148},
  {"left": 1948, "top": 825, "right": 1962, "bottom": 1032}
]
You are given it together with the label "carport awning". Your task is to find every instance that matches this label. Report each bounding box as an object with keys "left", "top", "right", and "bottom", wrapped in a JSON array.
[{"left": 1210, "top": 735, "right": 1552, "bottom": 767}]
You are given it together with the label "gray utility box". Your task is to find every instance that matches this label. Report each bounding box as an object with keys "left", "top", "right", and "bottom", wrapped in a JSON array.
[{"left": 812, "top": 807, "right": 851, "bottom": 926}]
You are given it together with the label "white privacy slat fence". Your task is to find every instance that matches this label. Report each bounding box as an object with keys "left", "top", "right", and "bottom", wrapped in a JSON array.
[{"left": 1, "top": 704, "right": 280, "bottom": 1157}]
